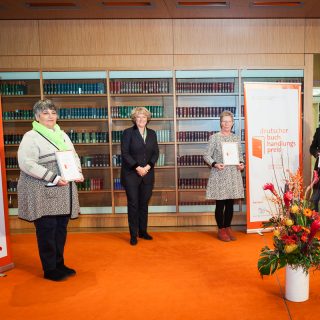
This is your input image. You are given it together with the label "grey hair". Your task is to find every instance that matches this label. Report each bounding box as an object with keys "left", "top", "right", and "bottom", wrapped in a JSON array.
[
  {"left": 130, "top": 107, "right": 151, "bottom": 124},
  {"left": 33, "top": 99, "right": 57, "bottom": 118}
]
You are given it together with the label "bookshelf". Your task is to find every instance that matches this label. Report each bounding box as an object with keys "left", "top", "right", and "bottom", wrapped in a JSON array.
[{"left": 0, "top": 69, "right": 304, "bottom": 227}]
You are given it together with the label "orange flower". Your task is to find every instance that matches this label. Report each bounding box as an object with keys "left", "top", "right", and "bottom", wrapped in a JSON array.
[
  {"left": 303, "top": 208, "right": 312, "bottom": 217},
  {"left": 301, "top": 233, "right": 309, "bottom": 242},
  {"left": 302, "top": 227, "right": 310, "bottom": 234}
]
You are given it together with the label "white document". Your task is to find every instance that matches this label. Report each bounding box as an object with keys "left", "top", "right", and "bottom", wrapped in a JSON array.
[
  {"left": 222, "top": 142, "right": 240, "bottom": 165},
  {"left": 56, "top": 150, "right": 82, "bottom": 181}
]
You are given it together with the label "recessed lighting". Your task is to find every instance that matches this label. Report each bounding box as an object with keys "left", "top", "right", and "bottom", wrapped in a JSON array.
[
  {"left": 177, "top": 1, "right": 229, "bottom": 7},
  {"left": 25, "top": 2, "right": 77, "bottom": 8},
  {"left": 102, "top": 1, "right": 152, "bottom": 6},
  {"left": 251, "top": 1, "right": 303, "bottom": 7}
]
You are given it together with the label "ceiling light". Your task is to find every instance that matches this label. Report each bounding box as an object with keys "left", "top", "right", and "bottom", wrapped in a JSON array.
[
  {"left": 251, "top": 1, "right": 303, "bottom": 7},
  {"left": 25, "top": 2, "right": 77, "bottom": 8},
  {"left": 177, "top": 1, "right": 229, "bottom": 6},
  {"left": 102, "top": 1, "right": 152, "bottom": 6}
]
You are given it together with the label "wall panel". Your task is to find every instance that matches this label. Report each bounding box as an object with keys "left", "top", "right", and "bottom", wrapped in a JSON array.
[
  {"left": 174, "top": 54, "right": 305, "bottom": 69},
  {"left": 0, "top": 21, "right": 40, "bottom": 55},
  {"left": 306, "top": 19, "right": 320, "bottom": 53},
  {"left": 39, "top": 20, "right": 173, "bottom": 56},
  {"left": 0, "top": 56, "right": 40, "bottom": 70},
  {"left": 173, "top": 19, "right": 305, "bottom": 55},
  {"left": 41, "top": 55, "right": 173, "bottom": 70}
]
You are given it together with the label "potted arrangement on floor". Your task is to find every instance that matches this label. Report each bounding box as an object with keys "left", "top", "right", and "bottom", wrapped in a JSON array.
[{"left": 257, "top": 169, "right": 320, "bottom": 302}]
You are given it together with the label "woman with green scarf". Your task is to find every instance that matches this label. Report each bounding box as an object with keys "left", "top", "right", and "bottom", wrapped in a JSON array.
[{"left": 17, "top": 99, "right": 83, "bottom": 281}]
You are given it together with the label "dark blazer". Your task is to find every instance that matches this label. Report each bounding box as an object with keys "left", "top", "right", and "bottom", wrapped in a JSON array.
[
  {"left": 121, "top": 125, "right": 159, "bottom": 186},
  {"left": 310, "top": 127, "right": 320, "bottom": 170}
]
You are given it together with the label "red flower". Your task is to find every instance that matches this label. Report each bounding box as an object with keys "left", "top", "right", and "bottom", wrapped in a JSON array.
[
  {"left": 292, "top": 225, "right": 302, "bottom": 233},
  {"left": 283, "top": 191, "right": 293, "bottom": 208},
  {"left": 281, "top": 234, "right": 298, "bottom": 245},
  {"left": 263, "top": 183, "right": 275, "bottom": 194},
  {"left": 308, "top": 219, "right": 320, "bottom": 244},
  {"left": 301, "top": 233, "right": 309, "bottom": 243}
]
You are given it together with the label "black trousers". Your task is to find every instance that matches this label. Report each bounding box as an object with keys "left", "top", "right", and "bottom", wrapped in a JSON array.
[
  {"left": 215, "top": 199, "right": 234, "bottom": 229},
  {"left": 125, "top": 181, "right": 153, "bottom": 238},
  {"left": 34, "top": 215, "right": 69, "bottom": 272}
]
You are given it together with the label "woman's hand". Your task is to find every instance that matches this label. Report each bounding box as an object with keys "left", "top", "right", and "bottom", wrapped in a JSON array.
[
  {"left": 237, "top": 163, "right": 245, "bottom": 171},
  {"left": 57, "top": 178, "right": 69, "bottom": 186},
  {"left": 214, "top": 163, "right": 225, "bottom": 171},
  {"left": 75, "top": 175, "right": 84, "bottom": 183}
]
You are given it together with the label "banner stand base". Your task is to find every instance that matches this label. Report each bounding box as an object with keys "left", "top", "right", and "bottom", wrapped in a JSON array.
[{"left": 0, "top": 262, "right": 14, "bottom": 273}]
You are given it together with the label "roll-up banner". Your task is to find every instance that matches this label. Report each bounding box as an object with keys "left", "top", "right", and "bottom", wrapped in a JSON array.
[
  {"left": 244, "top": 83, "right": 302, "bottom": 233},
  {"left": 0, "top": 96, "right": 14, "bottom": 272}
]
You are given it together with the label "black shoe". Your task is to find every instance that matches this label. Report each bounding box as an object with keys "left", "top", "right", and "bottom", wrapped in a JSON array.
[
  {"left": 138, "top": 232, "right": 153, "bottom": 240},
  {"left": 130, "top": 237, "right": 138, "bottom": 246},
  {"left": 44, "top": 269, "right": 67, "bottom": 281},
  {"left": 57, "top": 265, "right": 76, "bottom": 277}
]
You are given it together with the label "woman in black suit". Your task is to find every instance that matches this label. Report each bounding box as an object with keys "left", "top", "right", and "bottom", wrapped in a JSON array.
[
  {"left": 310, "top": 127, "right": 320, "bottom": 211},
  {"left": 121, "top": 107, "right": 159, "bottom": 245}
]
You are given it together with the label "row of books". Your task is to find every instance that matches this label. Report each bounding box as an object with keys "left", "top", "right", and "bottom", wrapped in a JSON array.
[
  {"left": 77, "top": 178, "right": 104, "bottom": 191},
  {"left": 176, "top": 82, "right": 235, "bottom": 93},
  {"left": 4, "top": 134, "right": 23, "bottom": 145},
  {"left": 5, "top": 157, "right": 18, "bottom": 168},
  {"left": 179, "top": 200, "right": 215, "bottom": 205},
  {"left": 43, "top": 81, "right": 106, "bottom": 95},
  {"left": 113, "top": 178, "right": 124, "bottom": 190},
  {"left": 176, "top": 131, "right": 216, "bottom": 142},
  {"left": 178, "top": 178, "right": 208, "bottom": 189},
  {"left": 177, "top": 155, "right": 206, "bottom": 166},
  {"left": 110, "top": 80, "right": 170, "bottom": 94},
  {"left": 7, "top": 180, "right": 17, "bottom": 192},
  {"left": 67, "top": 131, "right": 109, "bottom": 144},
  {"left": 176, "top": 106, "right": 237, "bottom": 118},
  {"left": 59, "top": 107, "right": 108, "bottom": 119},
  {"left": 112, "top": 153, "right": 166, "bottom": 168},
  {"left": 2, "top": 109, "right": 34, "bottom": 120},
  {"left": 111, "top": 130, "right": 172, "bottom": 143},
  {"left": 0, "top": 81, "right": 28, "bottom": 95},
  {"left": 111, "top": 105, "right": 164, "bottom": 118},
  {"left": 80, "top": 154, "right": 109, "bottom": 167}
]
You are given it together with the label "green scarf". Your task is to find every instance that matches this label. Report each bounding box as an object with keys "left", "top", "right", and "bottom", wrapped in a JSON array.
[{"left": 32, "top": 121, "right": 68, "bottom": 151}]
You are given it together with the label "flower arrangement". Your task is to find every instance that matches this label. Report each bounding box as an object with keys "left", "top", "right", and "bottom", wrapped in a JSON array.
[{"left": 258, "top": 169, "right": 320, "bottom": 276}]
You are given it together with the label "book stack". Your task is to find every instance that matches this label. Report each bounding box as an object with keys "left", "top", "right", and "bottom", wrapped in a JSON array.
[
  {"left": 179, "top": 200, "right": 215, "bottom": 206},
  {"left": 66, "top": 130, "right": 109, "bottom": 144},
  {"left": 176, "top": 81, "right": 234, "bottom": 93},
  {"left": 5, "top": 157, "right": 18, "bottom": 168},
  {"left": 59, "top": 107, "right": 108, "bottom": 119},
  {"left": 177, "top": 131, "right": 215, "bottom": 142},
  {"left": 111, "top": 105, "right": 164, "bottom": 118},
  {"left": 77, "top": 178, "right": 104, "bottom": 191},
  {"left": 156, "top": 154, "right": 165, "bottom": 166},
  {"left": 176, "top": 106, "right": 236, "bottom": 118},
  {"left": 4, "top": 133, "right": 23, "bottom": 145},
  {"left": 178, "top": 178, "right": 208, "bottom": 189},
  {"left": 7, "top": 179, "right": 18, "bottom": 192},
  {"left": 177, "top": 155, "right": 206, "bottom": 166},
  {"left": 113, "top": 178, "right": 124, "bottom": 190},
  {"left": 0, "top": 81, "right": 28, "bottom": 95},
  {"left": 112, "top": 131, "right": 124, "bottom": 143},
  {"left": 80, "top": 154, "right": 109, "bottom": 167},
  {"left": 43, "top": 81, "right": 105, "bottom": 95},
  {"left": 112, "top": 154, "right": 122, "bottom": 167},
  {"left": 110, "top": 80, "right": 170, "bottom": 94},
  {"left": 156, "top": 130, "right": 171, "bottom": 142},
  {"left": 2, "top": 109, "right": 33, "bottom": 120}
]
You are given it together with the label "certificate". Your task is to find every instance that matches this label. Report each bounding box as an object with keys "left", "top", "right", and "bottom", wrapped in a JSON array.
[
  {"left": 222, "top": 142, "right": 240, "bottom": 165},
  {"left": 55, "top": 150, "right": 82, "bottom": 181}
]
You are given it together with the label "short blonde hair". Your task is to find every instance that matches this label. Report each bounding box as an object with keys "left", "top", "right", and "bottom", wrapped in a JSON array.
[
  {"left": 220, "top": 110, "right": 234, "bottom": 123},
  {"left": 131, "top": 107, "right": 151, "bottom": 124}
]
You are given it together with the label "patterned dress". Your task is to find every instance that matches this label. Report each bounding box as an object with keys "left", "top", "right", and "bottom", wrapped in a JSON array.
[{"left": 203, "top": 132, "right": 244, "bottom": 200}]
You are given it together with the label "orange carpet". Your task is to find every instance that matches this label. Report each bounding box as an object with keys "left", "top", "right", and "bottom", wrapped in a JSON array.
[{"left": 1, "top": 231, "right": 320, "bottom": 320}]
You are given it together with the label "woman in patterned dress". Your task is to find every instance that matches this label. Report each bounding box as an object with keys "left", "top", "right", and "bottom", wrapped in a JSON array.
[
  {"left": 17, "top": 99, "right": 83, "bottom": 281},
  {"left": 203, "top": 111, "right": 245, "bottom": 242}
]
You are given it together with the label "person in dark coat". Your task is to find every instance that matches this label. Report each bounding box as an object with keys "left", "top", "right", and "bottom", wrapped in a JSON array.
[
  {"left": 309, "top": 127, "right": 320, "bottom": 211},
  {"left": 121, "top": 107, "right": 159, "bottom": 245}
]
